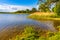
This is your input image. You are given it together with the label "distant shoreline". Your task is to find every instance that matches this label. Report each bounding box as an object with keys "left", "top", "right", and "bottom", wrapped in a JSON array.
[{"left": 0, "top": 12, "right": 29, "bottom": 14}]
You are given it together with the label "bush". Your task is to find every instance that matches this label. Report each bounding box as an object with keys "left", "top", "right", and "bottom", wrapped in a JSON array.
[
  {"left": 20, "top": 26, "right": 39, "bottom": 40},
  {"left": 49, "top": 32, "right": 60, "bottom": 40},
  {"left": 10, "top": 26, "right": 60, "bottom": 40},
  {"left": 54, "top": 2, "right": 60, "bottom": 15},
  {"left": 15, "top": 35, "right": 20, "bottom": 40}
]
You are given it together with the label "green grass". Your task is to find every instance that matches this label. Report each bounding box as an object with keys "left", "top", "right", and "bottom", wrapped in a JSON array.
[
  {"left": 9, "top": 26, "right": 60, "bottom": 40},
  {"left": 28, "top": 13, "right": 60, "bottom": 21}
]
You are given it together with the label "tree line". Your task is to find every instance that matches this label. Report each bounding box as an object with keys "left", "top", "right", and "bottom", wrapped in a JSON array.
[
  {"left": 15, "top": 8, "right": 37, "bottom": 13},
  {"left": 38, "top": 0, "right": 60, "bottom": 15}
]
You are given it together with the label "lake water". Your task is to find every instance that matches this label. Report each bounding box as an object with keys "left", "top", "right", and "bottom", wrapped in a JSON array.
[{"left": 0, "top": 14, "right": 59, "bottom": 40}]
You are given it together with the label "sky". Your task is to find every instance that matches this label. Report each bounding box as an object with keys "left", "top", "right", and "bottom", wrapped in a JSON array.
[{"left": 0, "top": 0, "right": 38, "bottom": 12}]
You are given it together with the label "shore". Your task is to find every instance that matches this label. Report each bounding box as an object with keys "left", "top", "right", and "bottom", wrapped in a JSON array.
[{"left": 28, "top": 12, "right": 60, "bottom": 21}]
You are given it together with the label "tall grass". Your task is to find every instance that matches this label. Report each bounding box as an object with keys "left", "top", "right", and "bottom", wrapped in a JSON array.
[{"left": 28, "top": 12, "right": 60, "bottom": 20}]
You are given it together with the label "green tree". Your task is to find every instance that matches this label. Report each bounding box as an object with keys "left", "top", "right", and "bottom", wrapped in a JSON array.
[
  {"left": 38, "top": 0, "right": 59, "bottom": 12},
  {"left": 38, "top": 0, "right": 51, "bottom": 12},
  {"left": 39, "top": 3, "right": 50, "bottom": 12},
  {"left": 31, "top": 8, "right": 37, "bottom": 13},
  {"left": 25, "top": 9, "right": 30, "bottom": 13},
  {"left": 52, "top": 7, "right": 55, "bottom": 12},
  {"left": 54, "top": 1, "right": 60, "bottom": 15}
]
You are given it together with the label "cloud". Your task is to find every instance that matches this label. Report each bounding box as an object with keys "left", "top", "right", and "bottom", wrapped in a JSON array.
[{"left": 0, "top": 4, "right": 33, "bottom": 12}]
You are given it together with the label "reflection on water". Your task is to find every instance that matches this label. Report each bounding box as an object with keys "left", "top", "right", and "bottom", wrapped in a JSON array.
[
  {"left": 0, "top": 14, "right": 56, "bottom": 31},
  {"left": 0, "top": 14, "right": 59, "bottom": 40},
  {"left": 54, "top": 20, "right": 60, "bottom": 27},
  {"left": 38, "top": 21, "right": 56, "bottom": 32}
]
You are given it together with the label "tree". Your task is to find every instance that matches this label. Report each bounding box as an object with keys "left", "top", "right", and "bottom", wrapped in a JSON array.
[
  {"left": 38, "top": 0, "right": 51, "bottom": 12},
  {"left": 54, "top": 1, "right": 60, "bottom": 15},
  {"left": 52, "top": 7, "right": 55, "bottom": 12},
  {"left": 25, "top": 9, "right": 30, "bottom": 13},
  {"left": 38, "top": 3, "right": 50, "bottom": 12},
  {"left": 31, "top": 8, "right": 37, "bottom": 13},
  {"left": 38, "top": 0, "right": 59, "bottom": 12}
]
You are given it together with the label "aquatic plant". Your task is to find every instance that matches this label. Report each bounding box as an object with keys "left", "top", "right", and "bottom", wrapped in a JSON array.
[{"left": 10, "top": 26, "right": 60, "bottom": 40}]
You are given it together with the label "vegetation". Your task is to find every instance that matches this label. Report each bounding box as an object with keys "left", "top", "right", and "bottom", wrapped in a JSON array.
[
  {"left": 28, "top": 0, "right": 60, "bottom": 20},
  {"left": 28, "top": 12, "right": 60, "bottom": 21},
  {"left": 24, "top": 0, "right": 60, "bottom": 40},
  {"left": 38, "top": 0, "right": 59, "bottom": 12},
  {"left": 15, "top": 8, "right": 37, "bottom": 13},
  {"left": 38, "top": 0, "right": 60, "bottom": 15},
  {"left": 2, "top": 0, "right": 60, "bottom": 40},
  {"left": 54, "top": 1, "right": 60, "bottom": 15},
  {"left": 9, "top": 26, "right": 60, "bottom": 40},
  {"left": 13, "top": 0, "right": 60, "bottom": 40}
]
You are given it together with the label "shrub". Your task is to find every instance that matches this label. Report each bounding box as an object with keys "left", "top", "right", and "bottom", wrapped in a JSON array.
[
  {"left": 15, "top": 35, "right": 20, "bottom": 40},
  {"left": 20, "top": 26, "right": 39, "bottom": 40},
  {"left": 54, "top": 2, "right": 60, "bottom": 15},
  {"left": 10, "top": 26, "right": 60, "bottom": 40}
]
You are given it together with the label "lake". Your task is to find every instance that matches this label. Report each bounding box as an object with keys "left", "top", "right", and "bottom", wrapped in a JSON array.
[{"left": 0, "top": 14, "right": 59, "bottom": 40}]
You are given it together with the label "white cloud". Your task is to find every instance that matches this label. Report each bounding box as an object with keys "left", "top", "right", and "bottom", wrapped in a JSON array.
[{"left": 0, "top": 4, "right": 33, "bottom": 12}]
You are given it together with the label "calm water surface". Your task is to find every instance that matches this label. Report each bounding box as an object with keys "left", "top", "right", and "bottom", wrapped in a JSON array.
[
  {"left": 0, "top": 13, "right": 60, "bottom": 40},
  {"left": 0, "top": 14, "right": 56, "bottom": 31}
]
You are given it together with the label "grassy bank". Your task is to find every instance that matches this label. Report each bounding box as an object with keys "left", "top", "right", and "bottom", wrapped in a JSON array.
[
  {"left": 9, "top": 26, "right": 60, "bottom": 40},
  {"left": 28, "top": 12, "right": 60, "bottom": 21},
  {"left": 28, "top": 12, "right": 60, "bottom": 20},
  {"left": 0, "top": 12, "right": 31, "bottom": 14}
]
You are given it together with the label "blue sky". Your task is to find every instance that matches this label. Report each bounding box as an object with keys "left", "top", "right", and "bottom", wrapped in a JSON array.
[
  {"left": 0, "top": 0, "right": 38, "bottom": 12},
  {"left": 0, "top": 0, "right": 38, "bottom": 6}
]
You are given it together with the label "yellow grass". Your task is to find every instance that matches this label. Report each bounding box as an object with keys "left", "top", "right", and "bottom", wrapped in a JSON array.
[
  {"left": 28, "top": 12, "right": 60, "bottom": 21},
  {"left": 30, "top": 12, "right": 55, "bottom": 16}
]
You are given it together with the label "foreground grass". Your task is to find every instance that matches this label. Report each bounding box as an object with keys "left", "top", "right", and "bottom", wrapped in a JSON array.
[
  {"left": 28, "top": 12, "right": 60, "bottom": 21},
  {"left": 9, "top": 26, "right": 60, "bottom": 40}
]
